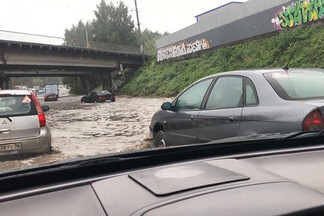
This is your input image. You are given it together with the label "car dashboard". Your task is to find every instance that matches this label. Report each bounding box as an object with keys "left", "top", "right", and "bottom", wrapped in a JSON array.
[{"left": 1, "top": 144, "right": 324, "bottom": 216}]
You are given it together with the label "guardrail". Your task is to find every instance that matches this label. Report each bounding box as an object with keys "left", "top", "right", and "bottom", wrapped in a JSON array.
[
  {"left": 0, "top": 30, "right": 142, "bottom": 55},
  {"left": 64, "top": 40, "right": 141, "bottom": 55}
]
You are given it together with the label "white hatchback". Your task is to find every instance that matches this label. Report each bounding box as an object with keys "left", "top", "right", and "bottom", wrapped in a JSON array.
[{"left": 0, "top": 90, "right": 51, "bottom": 155}]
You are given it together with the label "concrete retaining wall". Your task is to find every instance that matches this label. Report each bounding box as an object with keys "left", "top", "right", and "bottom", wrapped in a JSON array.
[{"left": 156, "top": 0, "right": 323, "bottom": 62}]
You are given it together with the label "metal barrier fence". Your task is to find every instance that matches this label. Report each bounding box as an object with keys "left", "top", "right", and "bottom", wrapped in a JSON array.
[{"left": 0, "top": 29, "right": 141, "bottom": 55}]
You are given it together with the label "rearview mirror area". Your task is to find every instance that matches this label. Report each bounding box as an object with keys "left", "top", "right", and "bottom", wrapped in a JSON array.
[
  {"left": 42, "top": 105, "right": 50, "bottom": 112},
  {"left": 161, "top": 102, "right": 172, "bottom": 110}
]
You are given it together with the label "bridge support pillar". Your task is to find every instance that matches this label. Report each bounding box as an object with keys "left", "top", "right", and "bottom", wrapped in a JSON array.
[
  {"left": 110, "top": 70, "right": 118, "bottom": 92},
  {"left": 102, "top": 73, "right": 112, "bottom": 91},
  {"left": 80, "top": 76, "right": 91, "bottom": 94},
  {"left": 0, "top": 73, "right": 9, "bottom": 90},
  {"left": 100, "top": 70, "right": 119, "bottom": 93},
  {"left": 102, "top": 71, "right": 118, "bottom": 92}
]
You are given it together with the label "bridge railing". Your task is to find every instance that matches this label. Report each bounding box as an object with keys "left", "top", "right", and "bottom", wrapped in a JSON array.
[
  {"left": 0, "top": 30, "right": 142, "bottom": 55},
  {"left": 65, "top": 40, "right": 141, "bottom": 55}
]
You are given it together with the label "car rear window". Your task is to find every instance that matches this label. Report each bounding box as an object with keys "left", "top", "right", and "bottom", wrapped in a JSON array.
[
  {"left": 263, "top": 70, "right": 324, "bottom": 100},
  {"left": 96, "top": 91, "right": 109, "bottom": 96},
  {"left": 0, "top": 95, "right": 34, "bottom": 117}
]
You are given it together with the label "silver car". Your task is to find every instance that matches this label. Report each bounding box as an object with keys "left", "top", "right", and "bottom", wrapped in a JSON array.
[
  {"left": 150, "top": 68, "right": 324, "bottom": 146},
  {"left": 0, "top": 90, "right": 51, "bottom": 155}
]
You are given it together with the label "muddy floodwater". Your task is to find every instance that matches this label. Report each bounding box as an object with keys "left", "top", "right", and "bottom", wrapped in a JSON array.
[{"left": 0, "top": 95, "right": 172, "bottom": 171}]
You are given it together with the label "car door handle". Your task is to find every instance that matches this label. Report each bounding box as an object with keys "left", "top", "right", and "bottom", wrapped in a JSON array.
[
  {"left": 0, "top": 128, "right": 11, "bottom": 134},
  {"left": 190, "top": 115, "right": 197, "bottom": 120},
  {"left": 227, "top": 116, "right": 237, "bottom": 123}
]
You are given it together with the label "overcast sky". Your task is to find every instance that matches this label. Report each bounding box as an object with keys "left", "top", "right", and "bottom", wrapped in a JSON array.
[{"left": 0, "top": 0, "right": 246, "bottom": 44}]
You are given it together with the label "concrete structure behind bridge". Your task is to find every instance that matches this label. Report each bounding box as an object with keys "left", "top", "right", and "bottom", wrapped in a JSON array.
[{"left": 0, "top": 40, "right": 144, "bottom": 92}]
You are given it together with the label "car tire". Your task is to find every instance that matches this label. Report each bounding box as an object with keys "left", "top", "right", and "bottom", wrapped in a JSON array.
[
  {"left": 111, "top": 99, "right": 115, "bottom": 102},
  {"left": 154, "top": 130, "right": 168, "bottom": 147}
]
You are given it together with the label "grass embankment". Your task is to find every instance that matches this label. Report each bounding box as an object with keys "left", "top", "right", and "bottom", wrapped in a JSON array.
[{"left": 121, "top": 22, "right": 324, "bottom": 97}]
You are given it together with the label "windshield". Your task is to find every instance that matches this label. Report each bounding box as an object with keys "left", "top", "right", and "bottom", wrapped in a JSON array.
[
  {"left": 264, "top": 70, "right": 324, "bottom": 100},
  {"left": 0, "top": 0, "right": 323, "bottom": 174}
]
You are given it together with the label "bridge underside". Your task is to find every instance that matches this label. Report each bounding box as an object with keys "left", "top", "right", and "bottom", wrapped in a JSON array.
[{"left": 0, "top": 40, "right": 144, "bottom": 91}]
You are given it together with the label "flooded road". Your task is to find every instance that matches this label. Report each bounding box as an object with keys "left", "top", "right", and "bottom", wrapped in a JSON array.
[{"left": 0, "top": 95, "right": 172, "bottom": 171}]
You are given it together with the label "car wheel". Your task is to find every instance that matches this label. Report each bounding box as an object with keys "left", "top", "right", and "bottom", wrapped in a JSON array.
[
  {"left": 111, "top": 99, "right": 115, "bottom": 102},
  {"left": 154, "top": 130, "right": 168, "bottom": 147}
]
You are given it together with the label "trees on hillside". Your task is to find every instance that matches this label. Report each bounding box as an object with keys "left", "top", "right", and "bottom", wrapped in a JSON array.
[
  {"left": 64, "top": 0, "right": 164, "bottom": 48},
  {"left": 63, "top": 0, "right": 165, "bottom": 94},
  {"left": 64, "top": 20, "right": 89, "bottom": 47},
  {"left": 92, "top": 1, "right": 137, "bottom": 45},
  {"left": 64, "top": 0, "right": 137, "bottom": 47}
]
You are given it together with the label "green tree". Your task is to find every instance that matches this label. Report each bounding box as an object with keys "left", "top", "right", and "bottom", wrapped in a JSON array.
[
  {"left": 62, "top": 77, "right": 82, "bottom": 95},
  {"left": 64, "top": 20, "right": 90, "bottom": 47},
  {"left": 137, "top": 28, "right": 163, "bottom": 57},
  {"left": 91, "top": 0, "right": 137, "bottom": 45},
  {"left": 32, "top": 78, "right": 45, "bottom": 87}
]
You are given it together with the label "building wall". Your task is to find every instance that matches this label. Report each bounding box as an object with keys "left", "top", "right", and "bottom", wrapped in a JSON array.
[
  {"left": 155, "top": 0, "right": 298, "bottom": 62},
  {"left": 196, "top": 2, "right": 243, "bottom": 23}
]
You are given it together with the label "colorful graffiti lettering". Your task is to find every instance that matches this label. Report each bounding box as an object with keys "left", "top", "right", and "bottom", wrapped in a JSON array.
[
  {"left": 272, "top": 0, "right": 324, "bottom": 29},
  {"left": 156, "top": 38, "right": 210, "bottom": 62}
]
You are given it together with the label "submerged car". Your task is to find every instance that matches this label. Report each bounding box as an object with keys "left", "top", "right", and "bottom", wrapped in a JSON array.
[
  {"left": 150, "top": 68, "right": 324, "bottom": 146},
  {"left": 102, "top": 90, "right": 115, "bottom": 102},
  {"left": 0, "top": 90, "right": 51, "bottom": 155},
  {"left": 81, "top": 90, "right": 115, "bottom": 103}
]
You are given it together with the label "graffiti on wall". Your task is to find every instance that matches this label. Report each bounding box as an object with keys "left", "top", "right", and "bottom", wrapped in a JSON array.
[
  {"left": 156, "top": 38, "right": 210, "bottom": 62},
  {"left": 271, "top": 0, "right": 324, "bottom": 29}
]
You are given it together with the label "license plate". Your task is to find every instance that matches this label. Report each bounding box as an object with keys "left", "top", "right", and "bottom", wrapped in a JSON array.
[
  {"left": 48, "top": 96, "right": 53, "bottom": 98},
  {"left": 0, "top": 143, "right": 22, "bottom": 152}
]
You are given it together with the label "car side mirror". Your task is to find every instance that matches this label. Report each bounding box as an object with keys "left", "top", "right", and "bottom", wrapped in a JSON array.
[
  {"left": 42, "top": 105, "right": 50, "bottom": 112},
  {"left": 161, "top": 102, "right": 172, "bottom": 110}
]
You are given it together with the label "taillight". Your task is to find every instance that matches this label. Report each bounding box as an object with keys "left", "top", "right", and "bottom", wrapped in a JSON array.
[
  {"left": 54, "top": 94, "right": 57, "bottom": 98},
  {"left": 302, "top": 109, "right": 324, "bottom": 131},
  {"left": 31, "top": 92, "right": 46, "bottom": 127}
]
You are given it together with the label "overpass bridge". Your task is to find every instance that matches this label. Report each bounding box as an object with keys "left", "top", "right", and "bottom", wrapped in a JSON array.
[{"left": 0, "top": 39, "right": 144, "bottom": 91}]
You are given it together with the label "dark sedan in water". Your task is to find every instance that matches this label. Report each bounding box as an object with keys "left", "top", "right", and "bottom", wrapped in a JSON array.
[
  {"left": 150, "top": 68, "right": 324, "bottom": 147},
  {"left": 81, "top": 90, "right": 115, "bottom": 103}
]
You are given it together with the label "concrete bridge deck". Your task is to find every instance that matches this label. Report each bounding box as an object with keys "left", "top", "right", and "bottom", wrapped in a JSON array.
[{"left": 0, "top": 40, "right": 145, "bottom": 91}]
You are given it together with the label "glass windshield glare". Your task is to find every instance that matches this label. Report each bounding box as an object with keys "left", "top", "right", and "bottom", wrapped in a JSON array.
[{"left": 264, "top": 70, "right": 324, "bottom": 100}]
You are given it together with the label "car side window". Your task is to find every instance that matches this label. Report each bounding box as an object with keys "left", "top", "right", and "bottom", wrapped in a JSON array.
[
  {"left": 206, "top": 76, "right": 243, "bottom": 109},
  {"left": 176, "top": 79, "right": 212, "bottom": 110},
  {"left": 245, "top": 78, "right": 258, "bottom": 105}
]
